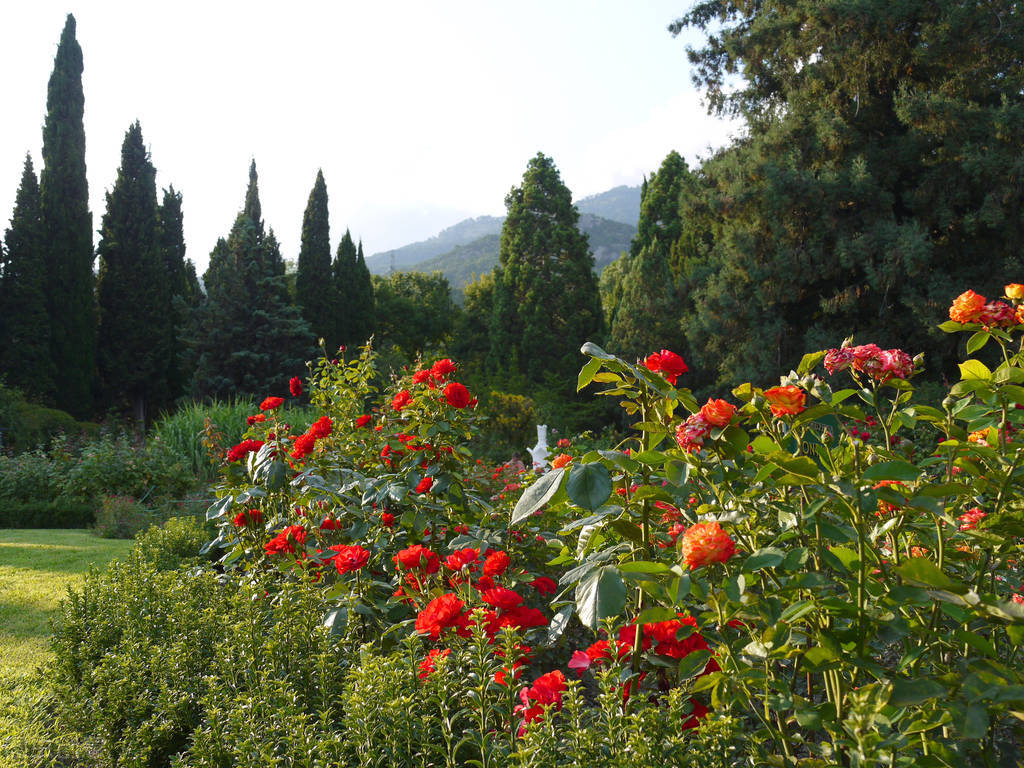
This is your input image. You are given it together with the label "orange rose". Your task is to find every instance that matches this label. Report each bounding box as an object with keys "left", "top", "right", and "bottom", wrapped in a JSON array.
[
  {"left": 551, "top": 453, "right": 572, "bottom": 469},
  {"left": 681, "top": 521, "right": 735, "bottom": 570},
  {"left": 763, "top": 386, "right": 806, "bottom": 417},
  {"left": 1006, "top": 284, "right": 1024, "bottom": 300},
  {"left": 699, "top": 398, "right": 736, "bottom": 428},
  {"left": 949, "top": 290, "right": 986, "bottom": 323}
]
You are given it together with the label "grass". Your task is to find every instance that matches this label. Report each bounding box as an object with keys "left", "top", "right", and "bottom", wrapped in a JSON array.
[{"left": 0, "top": 529, "right": 132, "bottom": 766}]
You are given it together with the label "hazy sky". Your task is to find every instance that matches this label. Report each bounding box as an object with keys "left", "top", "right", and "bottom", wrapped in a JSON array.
[{"left": 1, "top": 1, "right": 739, "bottom": 276}]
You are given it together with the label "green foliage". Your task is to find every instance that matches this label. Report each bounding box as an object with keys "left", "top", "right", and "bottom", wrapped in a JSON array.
[
  {"left": 92, "top": 494, "right": 154, "bottom": 539},
  {"left": 490, "top": 152, "right": 604, "bottom": 401},
  {"left": 158, "top": 185, "right": 200, "bottom": 403},
  {"left": 334, "top": 232, "right": 376, "bottom": 351},
  {"left": 130, "top": 515, "right": 211, "bottom": 571},
  {"left": 0, "top": 382, "right": 98, "bottom": 453},
  {"left": 40, "top": 13, "right": 95, "bottom": 417},
  {"left": 373, "top": 270, "right": 453, "bottom": 359},
  {"left": 96, "top": 121, "right": 172, "bottom": 425},
  {"left": 152, "top": 396, "right": 262, "bottom": 482},
  {"left": 189, "top": 162, "right": 317, "bottom": 399},
  {"left": 670, "top": 0, "right": 1024, "bottom": 388},
  {"left": 475, "top": 390, "right": 536, "bottom": 458},
  {"left": 296, "top": 170, "right": 336, "bottom": 347},
  {"left": 0, "top": 155, "right": 55, "bottom": 401}
]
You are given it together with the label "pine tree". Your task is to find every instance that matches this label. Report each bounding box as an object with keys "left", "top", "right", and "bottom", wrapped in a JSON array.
[
  {"left": 95, "top": 121, "right": 169, "bottom": 426},
  {"left": 40, "top": 13, "right": 94, "bottom": 416},
  {"left": 0, "top": 155, "right": 55, "bottom": 398},
  {"left": 295, "top": 170, "right": 335, "bottom": 347},
  {"left": 608, "top": 151, "right": 690, "bottom": 360},
  {"left": 672, "top": 0, "right": 1024, "bottom": 386},
  {"left": 188, "top": 162, "right": 316, "bottom": 399},
  {"left": 333, "top": 231, "right": 376, "bottom": 350},
  {"left": 490, "top": 152, "right": 604, "bottom": 385}
]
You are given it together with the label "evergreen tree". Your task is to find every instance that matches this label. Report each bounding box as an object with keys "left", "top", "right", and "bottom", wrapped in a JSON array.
[
  {"left": 672, "top": 0, "right": 1024, "bottom": 386},
  {"left": 188, "top": 163, "right": 316, "bottom": 399},
  {"left": 0, "top": 155, "right": 55, "bottom": 398},
  {"left": 372, "top": 271, "right": 453, "bottom": 357},
  {"left": 490, "top": 152, "right": 604, "bottom": 385},
  {"left": 333, "top": 231, "right": 376, "bottom": 350},
  {"left": 95, "top": 121, "right": 169, "bottom": 426},
  {"left": 295, "top": 170, "right": 335, "bottom": 346},
  {"left": 157, "top": 185, "right": 199, "bottom": 401},
  {"left": 40, "top": 13, "right": 94, "bottom": 416},
  {"left": 608, "top": 151, "right": 690, "bottom": 360}
]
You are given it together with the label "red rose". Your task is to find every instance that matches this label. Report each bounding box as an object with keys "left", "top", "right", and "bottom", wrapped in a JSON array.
[
  {"left": 355, "top": 414, "right": 372, "bottom": 428},
  {"left": 430, "top": 358, "right": 458, "bottom": 382},
  {"left": 226, "top": 439, "right": 264, "bottom": 462},
  {"left": 394, "top": 544, "right": 440, "bottom": 573},
  {"left": 329, "top": 544, "right": 371, "bottom": 574},
  {"left": 418, "top": 647, "right": 451, "bottom": 679},
  {"left": 443, "top": 381, "right": 472, "bottom": 409},
  {"left": 264, "top": 525, "right": 307, "bottom": 556},
  {"left": 415, "top": 476, "right": 434, "bottom": 494},
  {"left": 643, "top": 349, "right": 688, "bottom": 385},
  {"left": 551, "top": 453, "right": 572, "bottom": 469},
  {"left": 481, "top": 586, "right": 524, "bottom": 612},
  {"left": 529, "top": 576, "right": 557, "bottom": 595},
  {"left": 392, "top": 389, "right": 413, "bottom": 411},
  {"left": 289, "top": 377, "right": 303, "bottom": 397},
  {"left": 412, "top": 369, "right": 431, "bottom": 385},
  {"left": 247, "top": 414, "right": 266, "bottom": 426},
  {"left": 482, "top": 550, "right": 511, "bottom": 578},
  {"left": 309, "top": 416, "right": 333, "bottom": 439},
  {"left": 381, "top": 512, "right": 395, "bottom": 528},
  {"left": 415, "top": 593, "right": 465, "bottom": 640},
  {"left": 290, "top": 433, "right": 316, "bottom": 459},
  {"left": 260, "top": 396, "right": 285, "bottom": 411},
  {"left": 444, "top": 547, "right": 480, "bottom": 572}
]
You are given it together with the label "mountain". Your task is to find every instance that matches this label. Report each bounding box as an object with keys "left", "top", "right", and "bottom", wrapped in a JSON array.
[
  {"left": 405, "top": 214, "right": 635, "bottom": 302},
  {"left": 574, "top": 185, "right": 641, "bottom": 227},
  {"left": 366, "top": 215, "right": 502, "bottom": 274}
]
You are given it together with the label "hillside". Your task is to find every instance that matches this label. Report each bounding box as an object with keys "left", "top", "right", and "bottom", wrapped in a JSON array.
[
  {"left": 574, "top": 184, "right": 641, "bottom": 227},
  {"left": 401, "top": 214, "right": 635, "bottom": 302},
  {"left": 366, "top": 215, "right": 503, "bottom": 274}
]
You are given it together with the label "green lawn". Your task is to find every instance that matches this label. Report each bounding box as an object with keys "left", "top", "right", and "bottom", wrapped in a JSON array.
[{"left": 0, "top": 529, "right": 132, "bottom": 766}]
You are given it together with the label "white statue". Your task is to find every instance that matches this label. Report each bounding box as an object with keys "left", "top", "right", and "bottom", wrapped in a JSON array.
[{"left": 528, "top": 424, "right": 549, "bottom": 468}]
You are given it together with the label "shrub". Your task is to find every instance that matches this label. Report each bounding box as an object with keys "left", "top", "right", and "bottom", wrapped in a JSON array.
[
  {"left": 92, "top": 495, "right": 153, "bottom": 539},
  {"left": 130, "top": 515, "right": 213, "bottom": 571}
]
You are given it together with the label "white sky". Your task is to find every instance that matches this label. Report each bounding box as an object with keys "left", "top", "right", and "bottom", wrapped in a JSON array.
[{"left": 1, "top": 1, "right": 739, "bottom": 276}]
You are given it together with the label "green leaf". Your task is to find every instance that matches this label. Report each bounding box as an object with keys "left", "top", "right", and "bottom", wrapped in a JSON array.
[
  {"left": 890, "top": 677, "right": 947, "bottom": 707},
  {"left": 966, "top": 331, "right": 991, "bottom": 354},
  {"left": 576, "top": 356, "right": 602, "bottom": 391},
  {"left": 633, "top": 450, "right": 667, "bottom": 465},
  {"left": 511, "top": 468, "right": 565, "bottom": 524},
  {"left": 798, "top": 350, "right": 826, "bottom": 375},
  {"left": 961, "top": 704, "right": 989, "bottom": 739},
  {"left": 959, "top": 359, "right": 992, "bottom": 382},
  {"left": 266, "top": 461, "right": 288, "bottom": 492},
  {"left": 939, "top": 319, "right": 972, "bottom": 333},
  {"left": 619, "top": 560, "right": 671, "bottom": 574},
  {"left": 636, "top": 606, "right": 678, "bottom": 624},
  {"left": 862, "top": 460, "right": 920, "bottom": 483},
  {"left": 206, "top": 494, "right": 234, "bottom": 521},
  {"left": 664, "top": 460, "right": 689, "bottom": 487},
  {"left": 545, "top": 605, "right": 573, "bottom": 645},
  {"left": 575, "top": 566, "right": 627, "bottom": 629},
  {"left": 896, "top": 558, "right": 953, "bottom": 589},
  {"left": 676, "top": 649, "right": 712, "bottom": 681},
  {"left": 607, "top": 518, "right": 644, "bottom": 544},
  {"left": 743, "top": 547, "right": 785, "bottom": 572},
  {"left": 566, "top": 463, "right": 613, "bottom": 511}
]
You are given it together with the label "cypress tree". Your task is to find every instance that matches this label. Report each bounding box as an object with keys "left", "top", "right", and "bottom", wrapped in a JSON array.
[
  {"left": 333, "top": 230, "right": 375, "bottom": 350},
  {"left": 490, "top": 152, "right": 604, "bottom": 385},
  {"left": 0, "top": 155, "right": 55, "bottom": 398},
  {"left": 295, "top": 170, "right": 335, "bottom": 347},
  {"left": 157, "top": 185, "right": 199, "bottom": 402},
  {"left": 188, "top": 163, "right": 316, "bottom": 399},
  {"left": 40, "top": 13, "right": 95, "bottom": 417},
  {"left": 96, "top": 121, "right": 169, "bottom": 426}
]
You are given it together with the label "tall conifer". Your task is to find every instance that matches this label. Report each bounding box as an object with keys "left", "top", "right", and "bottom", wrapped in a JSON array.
[
  {"left": 296, "top": 170, "right": 335, "bottom": 346},
  {"left": 0, "top": 155, "right": 55, "bottom": 398},
  {"left": 490, "top": 153, "right": 604, "bottom": 385},
  {"left": 188, "top": 163, "right": 315, "bottom": 398},
  {"left": 95, "top": 122, "right": 168, "bottom": 425},
  {"left": 157, "top": 185, "right": 199, "bottom": 401},
  {"left": 40, "top": 13, "right": 94, "bottom": 416},
  {"left": 333, "top": 230, "right": 375, "bottom": 350}
]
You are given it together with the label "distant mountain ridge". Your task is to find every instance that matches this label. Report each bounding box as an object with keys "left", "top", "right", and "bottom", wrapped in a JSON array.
[{"left": 366, "top": 184, "right": 641, "bottom": 276}]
